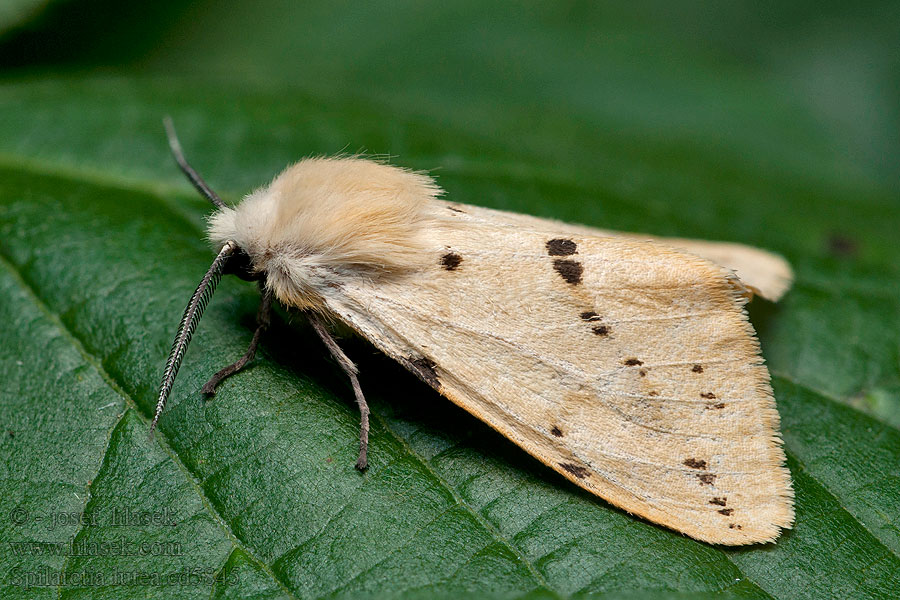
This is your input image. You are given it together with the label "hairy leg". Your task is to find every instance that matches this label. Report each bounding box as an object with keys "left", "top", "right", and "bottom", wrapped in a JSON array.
[
  {"left": 201, "top": 284, "right": 273, "bottom": 395},
  {"left": 309, "top": 315, "right": 370, "bottom": 471}
]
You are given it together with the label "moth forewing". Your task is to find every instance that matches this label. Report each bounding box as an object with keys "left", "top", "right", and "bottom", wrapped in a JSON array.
[{"left": 318, "top": 202, "right": 793, "bottom": 545}]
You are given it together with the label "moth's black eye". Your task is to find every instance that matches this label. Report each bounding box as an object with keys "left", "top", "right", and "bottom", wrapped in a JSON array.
[{"left": 223, "top": 247, "right": 261, "bottom": 281}]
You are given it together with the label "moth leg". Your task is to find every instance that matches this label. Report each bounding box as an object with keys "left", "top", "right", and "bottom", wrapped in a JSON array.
[
  {"left": 201, "top": 284, "right": 274, "bottom": 395},
  {"left": 309, "top": 315, "right": 370, "bottom": 471}
]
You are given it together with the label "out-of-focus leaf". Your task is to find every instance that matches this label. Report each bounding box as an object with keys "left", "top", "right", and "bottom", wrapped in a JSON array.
[{"left": 0, "top": 0, "right": 48, "bottom": 36}]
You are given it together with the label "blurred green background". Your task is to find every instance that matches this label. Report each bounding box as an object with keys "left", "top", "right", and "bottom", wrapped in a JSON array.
[
  {"left": 3, "top": 0, "right": 899, "bottom": 192},
  {"left": 1, "top": 2, "right": 898, "bottom": 599}
]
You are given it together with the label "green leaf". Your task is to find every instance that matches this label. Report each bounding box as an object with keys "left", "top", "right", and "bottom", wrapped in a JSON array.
[
  {"left": 0, "top": 0, "right": 46, "bottom": 35},
  {"left": 1, "top": 2, "right": 898, "bottom": 599}
]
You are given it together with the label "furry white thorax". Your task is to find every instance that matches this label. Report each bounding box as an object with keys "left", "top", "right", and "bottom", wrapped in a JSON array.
[{"left": 207, "top": 157, "right": 441, "bottom": 311}]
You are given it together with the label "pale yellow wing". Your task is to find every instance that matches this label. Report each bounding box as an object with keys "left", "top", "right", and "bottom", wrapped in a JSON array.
[
  {"left": 443, "top": 201, "right": 793, "bottom": 302},
  {"left": 320, "top": 202, "right": 794, "bottom": 545}
]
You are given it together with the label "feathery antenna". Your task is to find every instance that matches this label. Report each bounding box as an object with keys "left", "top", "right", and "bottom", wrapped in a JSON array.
[
  {"left": 150, "top": 240, "right": 237, "bottom": 435},
  {"left": 163, "top": 116, "right": 227, "bottom": 209}
]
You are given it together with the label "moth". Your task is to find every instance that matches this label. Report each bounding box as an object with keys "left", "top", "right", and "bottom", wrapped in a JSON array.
[{"left": 152, "top": 119, "right": 794, "bottom": 545}]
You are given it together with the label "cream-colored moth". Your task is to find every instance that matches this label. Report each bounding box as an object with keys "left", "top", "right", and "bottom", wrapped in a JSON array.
[{"left": 152, "top": 119, "right": 794, "bottom": 545}]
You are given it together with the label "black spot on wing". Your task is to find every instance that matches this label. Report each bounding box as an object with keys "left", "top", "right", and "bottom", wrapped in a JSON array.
[
  {"left": 546, "top": 238, "right": 577, "bottom": 256},
  {"left": 559, "top": 462, "right": 589, "bottom": 479},
  {"left": 624, "top": 358, "right": 643, "bottom": 366},
  {"left": 718, "top": 508, "right": 734, "bottom": 516},
  {"left": 705, "top": 402, "right": 726, "bottom": 410},
  {"left": 686, "top": 458, "right": 717, "bottom": 487},
  {"left": 683, "top": 458, "right": 708, "bottom": 470},
  {"left": 553, "top": 259, "right": 583, "bottom": 284},
  {"left": 551, "top": 426, "right": 563, "bottom": 437},
  {"left": 440, "top": 252, "right": 462, "bottom": 271},
  {"left": 581, "top": 312, "right": 610, "bottom": 336},
  {"left": 700, "top": 392, "right": 717, "bottom": 399},
  {"left": 729, "top": 523, "right": 742, "bottom": 530},
  {"left": 709, "top": 497, "right": 727, "bottom": 506},
  {"left": 447, "top": 205, "right": 467, "bottom": 214},
  {"left": 692, "top": 364, "right": 704, "bottom": 373}
]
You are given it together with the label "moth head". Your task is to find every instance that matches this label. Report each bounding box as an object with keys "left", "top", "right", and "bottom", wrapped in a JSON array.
[
  {"left": 207, "top": 156, "right": 441, "bottom": 309},
  {"left": 220, "top": 246, "right": 262, "bottom": 282}
]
